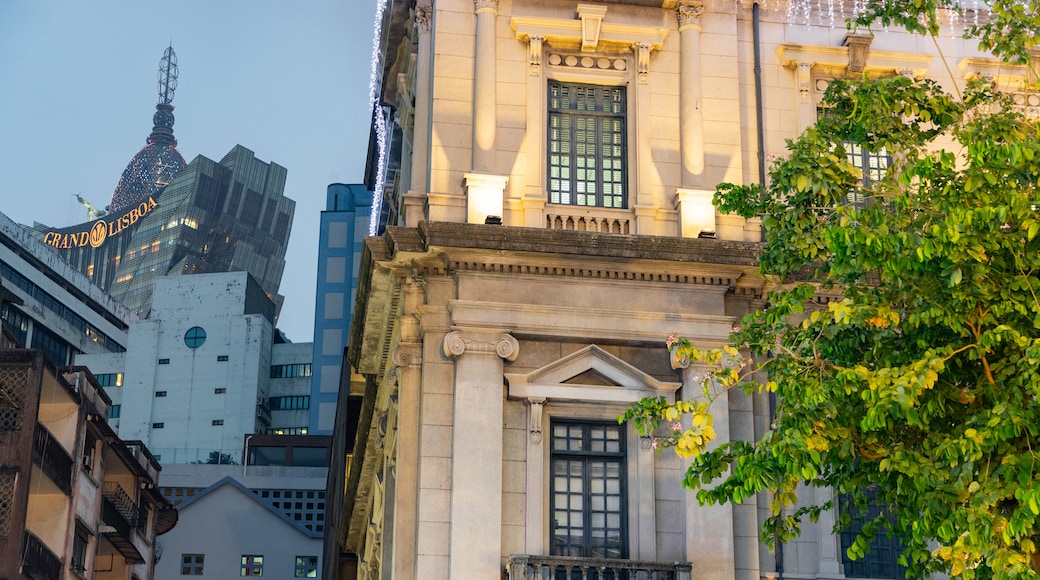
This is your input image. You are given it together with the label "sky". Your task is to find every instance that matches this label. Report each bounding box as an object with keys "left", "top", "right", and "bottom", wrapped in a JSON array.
[{"left": 0, "top": 1, "right": 377, "bottom": 343}]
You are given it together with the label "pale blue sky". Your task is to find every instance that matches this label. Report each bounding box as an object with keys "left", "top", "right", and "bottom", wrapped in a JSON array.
[{"left": 0, "top": 0, "right": 376, "bottom": 342}]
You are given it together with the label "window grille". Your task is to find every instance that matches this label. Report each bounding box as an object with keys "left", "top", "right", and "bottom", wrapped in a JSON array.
[
  {"left": 0, "top": 365, "right": 29, "bottom": 431},
  {"left": 548, "top": 81, "right": 627, "bottom": 209},
  {"left": 550, "top": 420, "right": 628, "bottom": 559},
  {"left": 839, "top": 490, "right": 908, "bottom": 579}
]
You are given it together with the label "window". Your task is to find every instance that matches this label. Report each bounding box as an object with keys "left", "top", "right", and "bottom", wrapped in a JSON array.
[
  {"left": 265, "top": 427, "right": 308, "bottom": 435},
  {"left": 215, "top": 387, "right": 227, "bottom": 394},
  {"left": 212, "top": 420, "right": 224, "bottom": 426},
  {"left": 109, "top": 405, "right": 121, "bottom": 419},
  {"left": 818, "top": 106, "right": 890, "bottom": 207},
  {"left": 71, "top": 527, "right": 90, "bottom": 574},
  {"left": 843, "top": 141, "right": 890, "bottom": 207},
  {"left": 217, "top": 355, "right": 229, "bottom": 361},
  {"left": 181, "top": 554, "right": 204, "bottom": 575},
  {"left": 550, "top": 420, "right": 627, "bottom": 559},
  {"left": 294, "top": 556, "right": 318, "bottom": 578},
  {"left": 241, "top": 555, "right": 264, "bottom": 576},
  {"left": 270, "top": 396, "right": 310, "bottom": 411},
  {"left": 153, "top": 422, "right": 165, "bottom": 429},
  {"left": 95, "top": 373, "right": 123, "bottom": 387},
  {"left": 548, "top": 81, "right": 627, "bottom": 209},
  {"left": 270, "top": 363, "right": 312, "bottom": 379},
  {"left": 184, "top": 327, "right": 207, "bottom": 348},
  {"left": 839, "top": 491, "right": 907, "bottom": 579},
  {"left": 82, "top": 430, "right": 98, "bottom": 474},
  {"left": 156, "top": 391, "right": 167, "bottom": 397},
  {"left": 159, "top": 358, "right": 170, "bottom": 365}
]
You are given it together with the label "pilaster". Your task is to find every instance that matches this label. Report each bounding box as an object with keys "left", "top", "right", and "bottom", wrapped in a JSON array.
[
  {"left": 677, "top": 1, "right": 705, "bottom": 187},
  {"left": 443, "top": 329, "right": 519, "bottom": 580},
  {"left": 406, "top": 4, "right": 433, "bottom": 226},
  {"left": 472, "top": 0, "right": 499, "bottom": 173}
]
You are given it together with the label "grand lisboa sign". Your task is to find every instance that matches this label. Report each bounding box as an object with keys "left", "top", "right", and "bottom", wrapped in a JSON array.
[{"left": 42, "top": 197, "right": 159, "bottom": 249}]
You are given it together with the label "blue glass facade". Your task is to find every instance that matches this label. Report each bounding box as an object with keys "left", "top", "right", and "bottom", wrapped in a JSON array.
[{"left": 309, "top": 184, "right": 371, "bottom": 434}]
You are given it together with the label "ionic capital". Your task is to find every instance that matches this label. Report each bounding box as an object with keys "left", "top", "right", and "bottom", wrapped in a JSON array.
[
  {"left": 443, "top": 330, "right": 519, "bottom": 361},
  {"left": 392, "top": 345, "right": 422, "bottom": 368}
]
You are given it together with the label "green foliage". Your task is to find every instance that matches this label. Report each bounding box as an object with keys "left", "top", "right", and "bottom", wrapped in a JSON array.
[
  {"left": 852, "top": 0, "right": 1040, "bottom": 65},
  {"left": 624, "top": 55, "right": 1040, "bottom": 580}
]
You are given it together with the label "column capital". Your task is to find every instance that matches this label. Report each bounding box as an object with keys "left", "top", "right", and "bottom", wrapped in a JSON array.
[
  {"left": 443, "top": 330, "right": 519, "bottom": 361},
  {"left": 392, "top": 344, "right": 423, "bottom": 368},
  {"left": 676, "top": 1, "right": 704, "bottom": 31},
  {"left": 414, "top": 6, "right": 431, "bottom": 34},
  {"left": 474, "top": 0, "right": 499, "bottom": 14}
]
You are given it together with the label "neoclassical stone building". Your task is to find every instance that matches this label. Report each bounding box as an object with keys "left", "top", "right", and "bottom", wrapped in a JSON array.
[{"left": 327, "top": 0, "right": 1036, "bottom": 579}]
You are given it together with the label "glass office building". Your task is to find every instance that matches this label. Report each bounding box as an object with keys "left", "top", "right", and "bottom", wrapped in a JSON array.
[{"left": 31, "top": 47, "right": 294, "bottom": 319}]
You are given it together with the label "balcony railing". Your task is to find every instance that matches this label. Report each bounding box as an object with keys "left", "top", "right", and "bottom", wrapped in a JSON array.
[
  {"left": 100, "top": 484, "right": 146, "bottom": 564},
  {"left": 507, "top": 555, "right": 692, "bottom": 580},
  {"left": 22, "top": 530, "right": 62, "bottom": 580},
  {"left": 32, "top": 423, "right": 73, "bottom": 495}
]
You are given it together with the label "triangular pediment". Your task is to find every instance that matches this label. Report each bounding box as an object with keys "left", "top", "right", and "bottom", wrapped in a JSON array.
[{"left": 506, "top": 345, "right": 680, "bottom": 404}]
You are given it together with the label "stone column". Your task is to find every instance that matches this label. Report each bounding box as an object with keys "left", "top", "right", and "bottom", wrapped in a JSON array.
[
  {"left": 677, "top": 1, "right": 705, "bottom": 186},
  {"left": 472, "top": 0, "right": 499, "bottom": 173},
  {"left": 674, "top": 356, "right": 741, "bottom": 580},
  {"left": 443, "top": 329, "right": 519, "bottom": 579},
  {"left": 404, "top": 4, "right": 433, "bottom": 226},
  {"left": 390, "top": 279, "right": 424, "bottom": 579}
]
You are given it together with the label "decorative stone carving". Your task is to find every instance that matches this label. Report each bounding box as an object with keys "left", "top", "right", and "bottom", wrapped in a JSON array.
[
  {"left": 443, "top": 330, "right": 520, "bottom": 361},
  {"left": 528, "top": 35, "right": 544, "bottom": 76},
  {"left": 676, "top": 0, "right": 704, "bottom": 31},
  {"left": 578, "top": 4, "right": 607, "bottom": 52},
  {"left": 391, "top": 345, "right": 422, "bottom": 367},
  {"left": 635, "top": 42, "right": 651, "bottom": 83},
  {"left": 474, "top": 0, "right": 498, "bottom": 14},
  {"left": 843, "top": 33, "right": 872, "bottom": 73},
  {"left": 797, "top": 62, "right": 812, "bottom": 102},
  {"left": 414, "top": 6, "right": 431, "bottom": 34},
  {"left": 528, "top": 397, "right": 546, "bottom": 443}
]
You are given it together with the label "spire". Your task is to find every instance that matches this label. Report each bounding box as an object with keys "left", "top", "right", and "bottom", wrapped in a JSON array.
[
  {"left": 108, "top": 46, "right": 187, "bottom": 214},
  {"left": 148, "top": 46, "right": 179, "bottom": 147}
]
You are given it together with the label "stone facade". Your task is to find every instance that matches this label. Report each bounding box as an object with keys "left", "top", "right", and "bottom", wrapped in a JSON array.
[{"left": 331, "top": 0, "right": 1035, "bottom": 579}]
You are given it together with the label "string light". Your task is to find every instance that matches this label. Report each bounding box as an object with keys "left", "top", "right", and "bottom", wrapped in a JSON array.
[{"left": 368, "top": 0, "right": 390, "bottom": 236}]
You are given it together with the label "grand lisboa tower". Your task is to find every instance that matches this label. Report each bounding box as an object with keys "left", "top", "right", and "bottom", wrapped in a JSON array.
[
  {"left": 109, "top": 46, "right": 186, "bottom": 214},
  {"left": 34, "top": 45, "right": 294, "bottom": 320}
]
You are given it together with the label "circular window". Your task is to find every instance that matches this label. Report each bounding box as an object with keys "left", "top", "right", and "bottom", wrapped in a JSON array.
[{"left": 184, "top": 326, "right": 207, "bottom": 349}]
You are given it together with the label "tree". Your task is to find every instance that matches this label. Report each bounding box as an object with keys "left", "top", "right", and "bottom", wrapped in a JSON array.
[{"left": 621, "top": 2, "right": 1040, "bottom": 578}]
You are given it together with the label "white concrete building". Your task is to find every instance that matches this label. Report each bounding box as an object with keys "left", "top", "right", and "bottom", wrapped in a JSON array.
[{"left": 76, "top": 271, "right": 314, "bottom": 463}]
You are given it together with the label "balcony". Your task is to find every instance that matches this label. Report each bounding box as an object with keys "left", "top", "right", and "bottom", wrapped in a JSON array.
[
  {"left": 21, "top": 530, "right": 62, "bottom": 580},
  {"left": 507, "top": 555, "right": 692, "bottom": 580},
  {"left": 100, "top": 481, "right": 145, "bottom": 564},
  {"left": 32, "top": 423, "right": 72, "bottom": 495}
]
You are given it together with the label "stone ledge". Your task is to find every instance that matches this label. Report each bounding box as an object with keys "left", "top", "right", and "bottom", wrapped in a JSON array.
[{"left": 386, "top": 221, "right": 762, "bottom": 265}]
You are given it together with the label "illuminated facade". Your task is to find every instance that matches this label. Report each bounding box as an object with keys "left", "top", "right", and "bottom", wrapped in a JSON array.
[
  {"left": 32, "top": 48, "right": 294, "bottom": 319},
  {"left": 328, "top": 1, "right": 1029, "bottom": 580}
]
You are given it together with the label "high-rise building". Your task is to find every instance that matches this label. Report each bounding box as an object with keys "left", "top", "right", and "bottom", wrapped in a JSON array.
[
  {"left": 327, "top": 1, "right": 1023, "bottom": 579},
  {"left": 31, "top": 47, "right": 294, "bottom": 319},
  {"left": 74, "top": 271, "right": 328, "bottom": 578},
  {"left": 0, "top": 210, "right": 129, "bottom": 367},
  {"left": 309, "top": 184, "right": 372, "bottom": 436}
]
